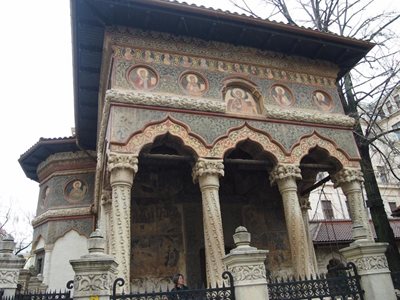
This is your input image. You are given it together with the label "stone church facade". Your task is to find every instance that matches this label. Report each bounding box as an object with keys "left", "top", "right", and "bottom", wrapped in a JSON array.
[{"left": 18, "top": 0, "right": 378, "bottom": 292}]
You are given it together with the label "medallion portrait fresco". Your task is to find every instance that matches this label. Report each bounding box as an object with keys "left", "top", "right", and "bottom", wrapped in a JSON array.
[
  {"left": 313, "top": 90, "right": 333, "bottom": 111},
  {"left": 64, "top": 179, "right": 88, "bottom": 203},
  {"left": 179, "top": 72, "right": 207, "bottom": 96},
  {"left": 40, "top": 186, "right": 50, "bottom": 209},
  {"left": 127, "top": 65, "right": 158, "bottom": 91},
  {"left": 271, "top": 84, "right": 294, "bottom": 107},
  {"left": 225, "top": 87, "right": 259, "bottom": 115}
]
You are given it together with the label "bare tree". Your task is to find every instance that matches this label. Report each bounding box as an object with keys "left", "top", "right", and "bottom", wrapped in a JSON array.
[{"left": 231, "top": 0, "right": 400, "bottom": 270}]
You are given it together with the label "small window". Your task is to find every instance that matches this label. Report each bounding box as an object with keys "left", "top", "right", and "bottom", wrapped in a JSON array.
[
  {"left": 321, "top": 200, "right": 334, "bottom": 220},
  {"left": 386, "top": 101, "right": 393, "bottom": 114},
  {"left": 389, "top": 202, "right": 397, "bottom": 213},
  {"left": 394, "top": 95, "right": 400, "bottom": 109},
  {"left": 377, "top": 166, "right": 388, "bottom": 184},
  {"left": 35, "top": 250, "right": 45, "bottom": 275},
  {"left": 392, "top": 122, "right": 400, "bottom": 141}
]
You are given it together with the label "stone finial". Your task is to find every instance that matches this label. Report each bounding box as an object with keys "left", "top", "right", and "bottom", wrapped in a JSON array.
[
  {"left": 233, "top": 226, "right": 251, "bottom": 248},
  {"left": 0, "top": 234, "right": 16, "bottom": 255},
  {"left": 87, "top": 229, "right": 106, "bottom": 255}
]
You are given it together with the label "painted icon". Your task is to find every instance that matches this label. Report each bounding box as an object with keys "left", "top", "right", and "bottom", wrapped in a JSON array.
[
  {"left": 225, "top": 87, "right": 258, "bottom": 115},
  {"left": 128, "top": 66, "right": 158, "bottom": 90},
  {"left": 180, "top": 73, "right": 207, "bottom": 96},
  {"left": 313, "top": 90, "right": 333, "bottom": 111},
  {"left": 271, "top": 85, "right": 294, "bottom": 107},
  {"left": 64, "top": 179, "right": 88, "bottom": 203}
]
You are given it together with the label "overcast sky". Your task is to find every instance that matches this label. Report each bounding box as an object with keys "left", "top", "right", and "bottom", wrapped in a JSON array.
[{"left": 0, "top": 0, "right": 398, "bottom": 243}]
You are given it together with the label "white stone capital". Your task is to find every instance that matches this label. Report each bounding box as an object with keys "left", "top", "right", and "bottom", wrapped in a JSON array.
[{"left": 107, "top": 152, "right": 138, "bottom": 187}]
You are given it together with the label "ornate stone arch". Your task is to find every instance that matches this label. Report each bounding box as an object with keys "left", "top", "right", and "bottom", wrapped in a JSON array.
[
  {"left": 222, "top": 77, "right": 263, "bottom": 115},
  {"left": 288, "top": 131, "right": 359, "bottom": 168},
  {"left": 209, "top": 123, "right": 287, "bottom": 162},
  {"left": 110, "top": 116, "right": 209, "bottom": 157}
]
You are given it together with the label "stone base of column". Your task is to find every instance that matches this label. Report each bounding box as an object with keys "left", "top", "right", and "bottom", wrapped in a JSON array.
[
  {"left": 223, "top": 227, "right": 269, "bottom": 300},
  {"left": 340, "top": 240, "right": 396, "bottom": 300}
]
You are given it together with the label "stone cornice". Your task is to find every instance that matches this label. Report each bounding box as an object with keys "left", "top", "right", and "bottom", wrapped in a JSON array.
[
  {"left": 106, "top": 89, "right": 226, "bottom": 113},
  {"left": 32, "top": 206, "right": 92, "bottom": 227},
  {"left": 38, "top": 151, "right": 97, "bottom": 172}
]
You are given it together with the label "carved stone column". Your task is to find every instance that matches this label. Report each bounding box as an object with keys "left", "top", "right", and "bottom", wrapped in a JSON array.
[
  {"left": 0, "top": 235, "right": 26, "bottom": 297},
  {"left": 299, "top": 195, "right": 318, "bottom": 273},
  {"left": 331, "top": 168, "right": 372, "bottom": 241},
  {"left": 223, "top": 227, "right": 269, "bottom": 300},
  {"left": 270, "top": 164, "right": 313, "bottom": 277},
  {"left": 70, "top": 229, "right": 118, "bottom": 300},
  {"left": 107, "top": 152, "right": 138, "bottom": 287},
  {"left": 192, "top": 158, "right": 225, "bottom": 287}
]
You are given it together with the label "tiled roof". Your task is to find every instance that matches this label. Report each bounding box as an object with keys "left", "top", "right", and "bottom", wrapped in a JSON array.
[{"left": 310, "top": 219, "right": 400, "bottom": 244}]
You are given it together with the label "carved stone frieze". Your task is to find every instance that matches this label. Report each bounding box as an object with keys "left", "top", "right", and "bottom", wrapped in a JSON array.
[
  {"left": 32, "top": 206, "right": 92, "bottom": 227},
  {"left": 352, "top": 255, "right": 388, "bottom": 271},
  {"left": 264, "top": 107, "right": 355, "bottom": 127},
  {"left": 74, "top": 274, "right": 110, "bottom": 292},
  {"left": 229, "top": 265, "right": 267, "bottom": 281},
  {"left": 106, "top": 89, "right": 225, "bottom": 112},
  {"left": 192, "top": 158, "right": 224, "bottom": 182},
  {"left": 0, "top": 270, "right": 18, "bottom": 285}
]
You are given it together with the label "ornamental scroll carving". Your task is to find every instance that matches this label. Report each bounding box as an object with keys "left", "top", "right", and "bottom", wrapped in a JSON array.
[
  {"left": 74, "top": 274, "right": 110, "bottom": 292},
  {"left": 192, "top": 158, "right": 224, "bottom": 181},
  {"left": 352, "top": 255, "right": 388, "bottom": 271},
  {"left": 229, "top": 265, "right": 267, "bottom": 281},
  {"left": 269, "top": 164, "right": 302, "bottom": 185},
  {"left": 0, "top": 270, "right": 18, "bottom": 285}
]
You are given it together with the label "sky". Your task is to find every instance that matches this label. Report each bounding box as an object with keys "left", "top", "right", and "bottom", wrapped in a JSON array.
[{"left": 0, "top": 0, "right": 399, "bottom": 245}]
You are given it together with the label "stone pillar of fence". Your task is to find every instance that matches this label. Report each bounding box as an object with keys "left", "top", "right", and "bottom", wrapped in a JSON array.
[
  {"left": 70, "top": 229, "right": 118, "bottom": 300},
  {"left": 340, "top": 240, "right": 396, "bottom": 300},
  {"left": 223, "top": 226, "right": 269, "bottom": 300},
  {"left": 0, "top": 235, "right": 26, "bottom": 297}
]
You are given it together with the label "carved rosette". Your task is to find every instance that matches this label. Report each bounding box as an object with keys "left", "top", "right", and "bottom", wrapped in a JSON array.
[
  {"left": 192, "top": 159, "right": 225, "bottom": 287},
  {"left": 332, "top": 168, "right": 371, "bottom": 241},
  {"left": 270, "top": 164, "right": 314, "bottom": 277},
  {"left": 107, "top": 152, "right": 138, "bottom": 287},
  {"left": 229, "top": 265, "right": 267, "bottom": 282}
]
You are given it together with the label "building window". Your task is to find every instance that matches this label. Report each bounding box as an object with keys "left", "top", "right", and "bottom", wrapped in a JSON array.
[
  {"left": 394, "top": 95, "right": 400, "bottom": 109},
  {"left": 321, "top": 200, "right": 334, "bottom": 220},
  {"left": 377, "top": 166, "right": 388, "bottom": 184},
  {"left": 386, "top": 101, "right": 393, "bottom": 114},
  {"left": 393, "top": 122, "right": 400, "bottom": 141},
  {"left": 389, "top": 202, "right": 397, "bottom": 213},
  {"left": 35, "top": 250, "right": 45, "bottom": 275}
]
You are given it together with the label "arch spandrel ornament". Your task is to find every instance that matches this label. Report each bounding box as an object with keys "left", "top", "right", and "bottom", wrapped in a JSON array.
[
  {"left": 209, "top": 124, "right": 287, "bottom": 162},
  {"left": 288, "top": 132, "right": 360, "bottom": 168},
  {"left": 110, "top": 117, "right": 209, "bottom": 157}
]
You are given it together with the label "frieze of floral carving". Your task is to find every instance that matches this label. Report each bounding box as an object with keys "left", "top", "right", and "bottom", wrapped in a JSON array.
[
  {"left": 192, "top": 158, "right": 224, "bottom": 181},
  {"left": 106, "top": 89, "right": 225, "bottom": 113},
  {"left": 32, "top": 206, "right": 92, "bottom": 227},
  {"left": 264, "top": 107, "right": 355, "bottom": 128},
  {"left": 352, "top": 255, "right": 388, "bottom": 271},
  {"left": 229, "top": 265, "right": 267, "bottom": 281},
  {"left": 74, "top": 274, "right": 110, "bottom": 292},
  {"left": 0, "top": 270, "right": 18, "bottom": 285}
]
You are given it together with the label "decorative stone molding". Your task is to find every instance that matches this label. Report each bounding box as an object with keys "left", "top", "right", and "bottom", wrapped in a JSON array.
[
  {"left": 32, "top": 206, "right": 92, "bottom": 227},
  {"left": 264, "top": 107, "right": 355, "bottom": 127},
  {"left": 352, "top": 255, "right": 388, "bottom": 271},
  {"left": 0, "top": 270, "right": 18, "bottom": 284},
  {"left": 106, "top": 89, "right": 225, "bottom": 113},
  {"left": 269, "top": 164, "right": 302, "bottom": 185},
  {"left": 192, "top": 158, "right": 224, "bottom": 182},
  {"left": 37, "top": 151, "right": 97, "bottom": 173},
  {"left": 74, "top": 274, "right": 109, "bottom": 292},
  {"left": 229, "top": 265, "right": 266, "bottom": 281},
  {"left": 101, "top": 190, "right": 112, "bottom": 206}
]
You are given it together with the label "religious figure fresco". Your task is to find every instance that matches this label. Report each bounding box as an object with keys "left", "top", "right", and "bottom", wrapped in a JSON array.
[
  {"left": 128, "top": 66, "right": 158, "bottom": 90},
  {"left": 225, "top": 87, "right": 258, "bottom": 115},
  {"left": 40, "top": 186, "right": 49, "bottom": 209},
  {"left": 180, "top": 73, "right": 207, "bottom": 96},
  {"left": 313, "top": 90, "right": 333, "bottom": 111},
  {"left": 271, "top": 85, "right": 294, "bottom": 107},
  {"left": 64, "top": 179, "right": 87, "bottom": 203}
]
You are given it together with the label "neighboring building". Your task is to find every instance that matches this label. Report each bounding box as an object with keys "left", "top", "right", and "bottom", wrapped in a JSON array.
[{"left": 19, "top": 0, "right": 377, "bottom": 291}]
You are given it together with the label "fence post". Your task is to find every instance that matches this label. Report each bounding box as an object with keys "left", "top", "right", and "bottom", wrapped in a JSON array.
[
  {"left": 70, "top": 229, "right": 118, "bottom": 300},
  {"left": 0, "top": 235, "right": 26, "bottom": 297},
  {"left": 340, "top": 240, "right": 396, "bottom": 300},
  {"left": 223, "top": 226, "right": 269, "bottom": 300}
]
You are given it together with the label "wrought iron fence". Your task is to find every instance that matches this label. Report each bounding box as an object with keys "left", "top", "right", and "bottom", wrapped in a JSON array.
[
  {"left": 267, "top": 262, "right": 364, "bottom": 300},
  {"left": 111, "top": 271, "right": 235, "bottom": 300},
  {"left": 1, "top": 281, "right": 73, "bottom": 300}
]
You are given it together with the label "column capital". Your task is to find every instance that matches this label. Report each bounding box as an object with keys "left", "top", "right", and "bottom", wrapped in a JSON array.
[
  {"left": 269, "top": 164, "right": 302, "bottom": 185},
  {"left": 331, "top": 168, "right": 363, "bottom": 188},
  {"left": 192, "top": 158, "right": 224, "bottom": 182},
  {"left": 107, "top": 152, "right": 138, "bottom": 173}
]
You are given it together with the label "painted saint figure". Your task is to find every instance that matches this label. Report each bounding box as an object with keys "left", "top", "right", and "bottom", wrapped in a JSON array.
[
  {"left": 226, "top": 88, "right": 258, "bottom": 115},
  {"left": 271, "top": 85, "right": 294, "bottom": 107},
  {"left": 181, "top": 73, "right": 206, "bottom": 96},
  {"left": 130, "top": 67, "right": 157, "bottom": 90},
  {"left": 65, "top": 180, "right": 87, "bottom": 203},
  {"left": 313, "top": 91, "right": 333, "bottom": 111}
]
